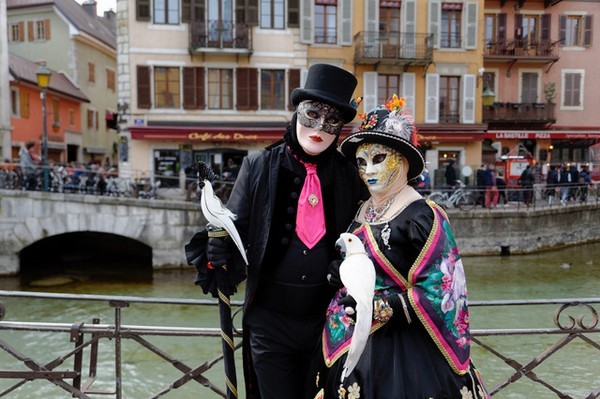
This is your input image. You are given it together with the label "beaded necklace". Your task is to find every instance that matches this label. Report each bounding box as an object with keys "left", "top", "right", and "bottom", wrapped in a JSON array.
[{"left": 364, "top": 196, "right": 396, "bottom": 223}]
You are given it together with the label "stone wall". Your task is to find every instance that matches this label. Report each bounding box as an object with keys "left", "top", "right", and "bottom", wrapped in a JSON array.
[{"left": 446, "top": 204, "right": 600, "bottom": 256}]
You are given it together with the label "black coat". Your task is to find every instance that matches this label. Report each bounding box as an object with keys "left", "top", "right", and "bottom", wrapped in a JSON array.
[{"left": 186, "top": 141, "right": 367, "bottom": 398}]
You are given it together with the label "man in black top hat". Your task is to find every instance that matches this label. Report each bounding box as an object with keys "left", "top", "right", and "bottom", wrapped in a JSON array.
[{"left": 186, "top": 64, "right": 367, "bottom": 398}]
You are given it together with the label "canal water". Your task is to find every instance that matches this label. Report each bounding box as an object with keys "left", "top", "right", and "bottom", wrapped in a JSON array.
[{"left": 1, "top": 242, "right": 599, "bottom": 398}]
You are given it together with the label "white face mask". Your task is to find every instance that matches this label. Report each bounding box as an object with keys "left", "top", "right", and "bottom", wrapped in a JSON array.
[
  {"left": 296, "top": 119, "right": 337, "bottom": 156},
  {"left": 356, "top": 143, "right": 404, "bottom": 193}
]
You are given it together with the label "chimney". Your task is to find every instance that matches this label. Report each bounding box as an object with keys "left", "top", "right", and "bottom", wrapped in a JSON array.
[
  {"left": 103, "top": 10, "right": 116, "bottom": 23},
  {"left": 81, "top": 0, "right": 97, "bottom": 17}
]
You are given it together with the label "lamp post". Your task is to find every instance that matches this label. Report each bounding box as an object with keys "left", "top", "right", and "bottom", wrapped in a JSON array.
[{"left": 36, "top": 63, "right": 51, "bottom": 192}]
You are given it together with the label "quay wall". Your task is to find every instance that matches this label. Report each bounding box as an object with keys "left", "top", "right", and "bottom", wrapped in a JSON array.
[{"left": 446, "top": 204, "right": 600, "bottom": 256}]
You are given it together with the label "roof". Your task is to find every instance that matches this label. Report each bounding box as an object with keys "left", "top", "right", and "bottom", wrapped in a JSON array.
[
  {"left": 7, "top": 0, "right": 116, "bottom": 50},
  {"left": 9, "top": 53, "right": 90, "bottom": 103}
]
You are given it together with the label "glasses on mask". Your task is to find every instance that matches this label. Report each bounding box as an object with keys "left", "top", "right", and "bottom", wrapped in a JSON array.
[{"left": 296, "top": 101, "right": 343, "bottom": 135}]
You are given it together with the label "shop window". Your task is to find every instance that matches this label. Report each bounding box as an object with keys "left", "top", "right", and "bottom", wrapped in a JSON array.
[{"left": 154, "top": 149, "right": 180, "bottom": 188}]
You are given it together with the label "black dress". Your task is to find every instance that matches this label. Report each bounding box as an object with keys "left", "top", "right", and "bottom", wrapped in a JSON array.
[{"left": 313, "top": 199, "right": 489, "bottom": 399}]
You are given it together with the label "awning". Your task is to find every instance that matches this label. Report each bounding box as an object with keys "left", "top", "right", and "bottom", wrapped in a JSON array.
[{"left": 485, "top": 131, "right": 600, "bottom": 140}]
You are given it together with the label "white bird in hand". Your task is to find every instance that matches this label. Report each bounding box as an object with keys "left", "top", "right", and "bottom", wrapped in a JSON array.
[
  {"left": 336, "top": 232, "right": 376, "bottom": 382},
  {"left": 198, "top": 162, "right": 248, "bottom": 266}
]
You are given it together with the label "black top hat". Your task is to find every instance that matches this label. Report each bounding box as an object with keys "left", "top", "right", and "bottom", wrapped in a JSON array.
[
  {"left": 291, "top": 64, "right": 358, "bottom": 123},
  {"left": 339, "top": 95, "right": 425, "bottom": 181}
]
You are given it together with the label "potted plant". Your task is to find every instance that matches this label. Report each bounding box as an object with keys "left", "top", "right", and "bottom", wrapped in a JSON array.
[{"left": 544, "top": 82, "right": 556, "bottom": 104}]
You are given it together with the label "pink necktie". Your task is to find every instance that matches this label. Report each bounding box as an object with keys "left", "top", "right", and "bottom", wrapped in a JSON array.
[{"left": 296, "top": 162, "right": 326, "bottom": 249}]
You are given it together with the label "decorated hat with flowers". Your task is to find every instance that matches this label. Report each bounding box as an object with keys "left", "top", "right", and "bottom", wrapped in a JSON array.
[{"left": 339, "top": 95, "right": 425, "bottom": 181}]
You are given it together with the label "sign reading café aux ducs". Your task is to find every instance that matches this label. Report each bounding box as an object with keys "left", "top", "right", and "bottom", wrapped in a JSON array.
[{"left": 129, "top": 126, "right": 283, "bottom": 142}]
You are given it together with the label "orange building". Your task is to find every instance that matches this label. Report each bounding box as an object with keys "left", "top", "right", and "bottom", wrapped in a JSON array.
[{"left": 9, "top": 53, "right": 89, "bottom": 162}]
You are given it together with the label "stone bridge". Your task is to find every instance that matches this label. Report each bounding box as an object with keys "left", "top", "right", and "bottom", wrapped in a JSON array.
[{"left": 0, "top": 189, "right": 206, "bottom": 276}]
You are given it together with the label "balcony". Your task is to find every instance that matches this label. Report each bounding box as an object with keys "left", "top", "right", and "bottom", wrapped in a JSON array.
[
  {"left": 189, "top": 20, "right": 252, "bottom": 54},
  {"left": 484, "top": 39, "right": 560, "bottom": 75},
  {"left": 483, "top": 102, "right": 556, "bottom": 126},
  {"left": 354, "top": 32, "right": 433, "bottom": 67}
]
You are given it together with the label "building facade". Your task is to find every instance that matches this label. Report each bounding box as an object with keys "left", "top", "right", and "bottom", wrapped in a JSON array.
[
  {"left": 7, "top": 0, "right": 118, "bottom": 165},
  {"left": 116, "top": 0, "right": 598, "bottom": 189}
]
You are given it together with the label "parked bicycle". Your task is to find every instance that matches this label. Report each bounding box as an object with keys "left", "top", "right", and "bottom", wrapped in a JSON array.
[{"left": 427, "top": 180, "right": 477, "bottom": 210}]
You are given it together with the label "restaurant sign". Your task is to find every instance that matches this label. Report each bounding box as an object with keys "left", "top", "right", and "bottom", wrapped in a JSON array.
[{"left": 486, "top": 131, "right": 600, "bottom": 140}]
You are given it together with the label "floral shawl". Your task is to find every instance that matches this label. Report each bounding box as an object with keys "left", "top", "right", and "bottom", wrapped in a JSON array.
[{"left": 322, "top": 201, "right": 471, "bottom": 374}]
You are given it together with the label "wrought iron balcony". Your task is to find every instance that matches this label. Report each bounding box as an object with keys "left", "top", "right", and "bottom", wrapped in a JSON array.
[
  {"left": 484, "top": 39, "right": 560, "bottom": 61},
  {"left": 189, "top": 20, "right": 252, "bottom": 53},
  {"left": 483, "top": 102, "right": 556, "bottom": 125},
  {"left": 354, "top": 32, "right": 433, "bottom": 66}
]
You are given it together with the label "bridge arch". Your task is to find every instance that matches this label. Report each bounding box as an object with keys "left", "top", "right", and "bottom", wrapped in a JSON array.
[
  {"left": 0, "top": 190, "right": 206, "bottom": 276},
  {"left": 19, "top": 232, "right": 153, "bottom": 284}
]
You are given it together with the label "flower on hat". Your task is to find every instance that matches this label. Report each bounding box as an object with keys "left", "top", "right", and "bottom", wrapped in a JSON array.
[{"left": 386, "top": 94, "right": 406, "bottom": 113}]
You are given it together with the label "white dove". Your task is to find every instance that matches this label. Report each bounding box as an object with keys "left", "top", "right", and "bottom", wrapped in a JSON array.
[
  {"left": 336, "top": 232, "right": 376, "bottom": 382},
  {"left": 199, "top": 164, "right": 248, "bottom": 266}
]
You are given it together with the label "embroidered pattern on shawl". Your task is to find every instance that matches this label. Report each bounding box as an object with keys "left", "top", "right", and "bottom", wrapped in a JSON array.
[
  {"left": 322, "top": 202, "right": 471, "bottom": 374},
  {"left": 408, "top": 202, "right": 471, "bottom": 374}
]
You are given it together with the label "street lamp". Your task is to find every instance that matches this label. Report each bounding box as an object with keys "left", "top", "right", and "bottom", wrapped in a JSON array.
[{"left": 36, "top": 63, "right": 51, "bottom": 192}]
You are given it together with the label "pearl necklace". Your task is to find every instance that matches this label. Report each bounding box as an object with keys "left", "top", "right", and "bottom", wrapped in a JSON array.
[{"left": 365, "top": 196, "right": 396, "bottom": 223}]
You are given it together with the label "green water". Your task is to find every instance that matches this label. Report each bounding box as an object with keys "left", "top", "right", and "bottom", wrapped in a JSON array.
[{"left": 1, "top": 242, "right": 599, "bottom": 398}]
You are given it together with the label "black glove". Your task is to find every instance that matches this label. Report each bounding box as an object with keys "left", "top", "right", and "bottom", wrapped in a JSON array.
[
  {"left": 326, "top": 259, "right": 344, "bottom": 289},
  {"left": 337, "top": 293, "right": 357, "bottom": 321},
  {"left": 207, "top": 236, "right": 232, "bottom": 268}
]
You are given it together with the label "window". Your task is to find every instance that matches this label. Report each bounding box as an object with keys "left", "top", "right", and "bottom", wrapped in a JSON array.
[
  {"left": 484, "top": 14, "right": 496, "bottom": 46},
  {"left": 87, "top": 109, "right": 97, "bottom": 130},
  {"left": 562, "top": 71, "right": 583, "bottom": 108},
  {"left": 377, "top": 74, "right": 401, "bottom": 105},
  {"left": 439, "top": 76, "right": 460, "bottom": 123},
  {"left": 315, "top": 0, "right": 337, "bottom": 44},
  {"left": 260, "top": 69, "right": 285, "bottom": 110},
  {"left": 380, "top": 2, "right": 401, "bottom": 38},
  {"left": 520, "top": 15, "right": 539, "bottom": 46},
  {"left": 69, "top": 109, "right": 75, "bottom": 126},
  {"left": 88, "top": 63, "right": 95, "bottom": 83},
  {"left": 107, "top": 69, "right": 115, "bottom": 91},
  {"left": 154, "top": 66, "right": 181, "bottom": 108},
  {"left": 10, "top": 89, "right": 19, "bottom": 117},
  {"left": 560, "top": 15, "right": 593, "bottom": 47},
  {"left": 261, "top": 0, "right": 285, "bottom": 29},
  {"left": 52, "top": 98, "right": 60, "bottom": 125},
  {"left": 441, "top": 3, "right": 461, "bottom": 48},
  {"left": 208, "top": 0, "right": 234, "bottom": 46},
  {"left": 207, "top": 69, "right": 233, "bottom": 109},
  {"left": 9, "top": 22, "right": 24, "bottom": 43},
  {"left": 521, "top": 72, "right": 539, "bottom": 103},
  {"left": 28, "top": 19, "right": 50, "bottom": 41},
  {"left": 154, "top": 0, "right": 180, "bottom": 24}
]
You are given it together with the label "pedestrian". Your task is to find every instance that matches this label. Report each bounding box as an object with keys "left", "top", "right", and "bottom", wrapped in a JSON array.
[
  {"left": 186, "top": 64, "right": 367, "bottom": 399},
  {"left": 18, "top": 141, "right": 38, "bottom": 190},
  {"left": 578, "top": 165, "right": 592, "bottom": 203},
  {"left": 567, "top": 164, "right": 580, "bottom": 202},
  {"left": 496, "top": 171, "right": 508, "bottom": 206},
  {"left": 546, "top": 165, "right": 558, "bottom": 205},
  {"left": 311, "top": 95, "right": 489, "bottom": 398},
  {"left": 484, "top": 163, "right": 499, "bottom": 209},
  {"left": 556, "top": 164, "right": 571, "bottom": 205},
  {"left": 519, "top": 164, "right": 534, "bottom": 206},
  {"left": 444, "top": 158, "right": 457, "bottom": 188},
  {"left": 476, "top": 164, "right": 486, "bottom": 207}
]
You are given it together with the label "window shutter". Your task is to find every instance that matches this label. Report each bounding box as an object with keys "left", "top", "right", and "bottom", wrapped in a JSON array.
[
  {"left": 584, "top": 15, "right": 593, "bottom": 47},
  {"left": 137, "top": 66, "right": 151, "bottom": 109},
  {"left": 300, "top": 0, "right": 314, "bottom": 43},
  {"left": 363, "top": 72, "right": 378, "bottom": 113},
  {"left": 514, "top": 14, "right": 523, "bottom": 40},
  {"left": 461, "top": 74, "right": 475, "bottom": 124},
  {"left": 183, "top": 67, "right": 205, "bottom": 109},
  {"left": 44, "top": 19, "right": 51, "bottom": 40},
  {"left": 340, "top": 0, "right": 352, "bottom": 46},
  {"left": 288, "top": 0, "right": 299, "bottom": 28},
  {"left": 136, "top": 0, "right": 151, "bottom": 21},
  {"left": 498, "top": 13, "right": 506, "bottom": 44},
  {"left": 182, "top": 0, "right": 191, "bottom": 22},
  {"left": 465, "top": 1, "right": 477, "bottom": 50},
  {"left": 288, "top": 69, "right": 301, "bottom": 111},
  {"left": 364, "top": 0, "right": 377, "bottom": 48},
  {"left": 20, "top": 90, "right": 30, "bottom": 118},
  {"left": 541, "top": 14, "right": 551, "bottom": 42},
  {"left": 402, "top": 0, "right": 416, "bottom": 57},
  {"left": 559, "top": 15, "right": 566, "bottom": 45},
  {"left": 401, "top": 73, "right": 416, "bottom": 114},
  {"left": 236, "top": 68, "right": 258, "bottom": 111},
  {"left": 236, "top": 0, "right": 258, "bottom": 25},
  {"left": 428, "top": 0, "right": 441, "bottom": 49},
  {"left": 425, "top": 74, "right": 439, "bottom": 123},
  {"left": 27, "top": 21, "right": 33, "bottom": 41},
  {"left": 18, "top": 22, "right": 24, "bottom": 42}
]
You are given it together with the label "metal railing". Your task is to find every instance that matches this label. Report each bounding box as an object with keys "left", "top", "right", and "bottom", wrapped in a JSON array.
[
  {"left": 0, "top": 291, "right": 598, "bottom": 398},
  {"left": 189, "top": 20, "right": 252, "bottom": 51},
  {"left": 483, "top": 102, "right": 556, "bottom": 124},
  {"left": 353, "top": 32, "right": 433, "bottom": 65}
]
